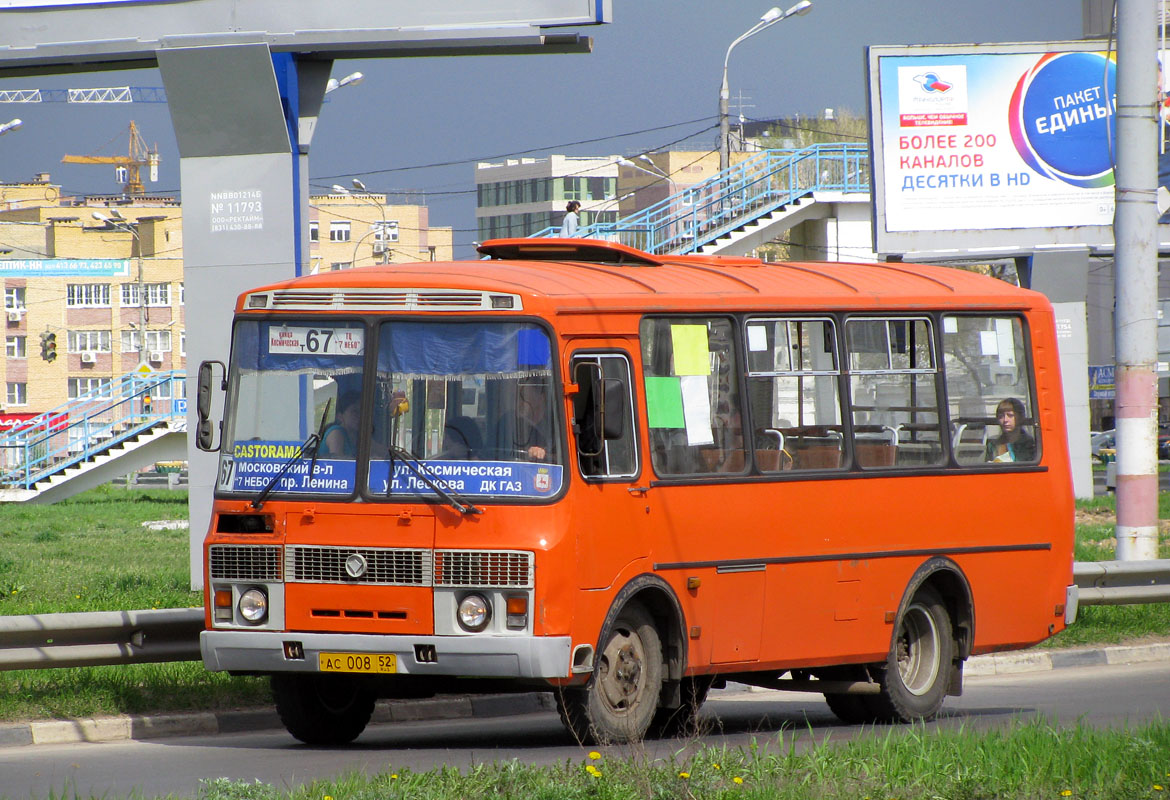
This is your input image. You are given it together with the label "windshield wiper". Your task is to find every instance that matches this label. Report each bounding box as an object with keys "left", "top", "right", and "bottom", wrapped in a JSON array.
[
  {"left": 251, "top": 398, "right": 332, "bottom": 510},
  {"left": 386, "top": 444, "right": 482, "bottom": 516}
]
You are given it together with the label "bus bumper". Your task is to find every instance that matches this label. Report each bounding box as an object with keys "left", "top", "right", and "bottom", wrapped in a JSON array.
[{"left": 201, "top": 630, "right": 572, "bottom": 679}]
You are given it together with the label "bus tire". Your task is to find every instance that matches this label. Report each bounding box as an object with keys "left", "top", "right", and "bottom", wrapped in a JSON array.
[
  {"left": 650, "top": 675, "right": 712, "bottom": 738},
  {"left": 271, "top": 674, "right": 375, "bottom": 745},
  {"left": 557, "top": 603, "right": 663, "bottom": 744},
  {"left": 871, "top": 585, "right": 954, "bottom": 722}
]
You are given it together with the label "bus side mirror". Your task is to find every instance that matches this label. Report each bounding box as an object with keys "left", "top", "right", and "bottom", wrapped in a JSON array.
[
  {"left": 601, "top": 379, "right": 625, "bottom": 439},
  {"left": 572, "top": 363, "right": 626, "bottom": 457},
  {"left": 196, "top": 360, "right": 226, "bottom": 452}
]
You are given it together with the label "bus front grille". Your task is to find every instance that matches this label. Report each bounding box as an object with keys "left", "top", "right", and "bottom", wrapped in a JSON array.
[
  {"left": 434, "top": 550, "right": 533, "bottom": 589},
  {"left": 286, "top": 545, "right": 432, "bottom": 586},
  {"left": 209, "top": 545, "right": 283, "bottom": 581}
]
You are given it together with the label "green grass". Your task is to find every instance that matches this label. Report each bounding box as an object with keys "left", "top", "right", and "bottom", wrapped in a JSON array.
[
  {"left": 0, "top": 485, "right": 270, "bottom": 721},
  {"left": 0, "top": 484, "right": 198, "bottom": 613},
  {"left": 188, "top": 719, "right": 1170, "bottom": 800},
  {"left": 0, "top": 486, "right": 1165, "bottom": 723}
]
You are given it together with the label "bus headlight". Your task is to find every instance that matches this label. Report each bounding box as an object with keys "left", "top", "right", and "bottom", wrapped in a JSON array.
[
  {"left": 457, "top": 593, "right": 491, "bottom": 632},
  {"left": 238, "top": 588, "right": 268, "bottom": 623}
]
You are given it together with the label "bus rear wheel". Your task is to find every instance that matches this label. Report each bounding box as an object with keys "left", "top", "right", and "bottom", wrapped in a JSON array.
[
  {"left": 557, "top": 604, "right": 663, "bottom": 744},
  {"left": 870, "top": 586, "right": 954, "bottom": 722},
  {"left": 272, "top": 673, "right": 375, "bottom": 745}
]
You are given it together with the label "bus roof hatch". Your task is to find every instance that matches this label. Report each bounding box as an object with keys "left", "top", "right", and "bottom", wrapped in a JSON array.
[{"left": 476, "top": 238, "right": 664, "bottom": 266}]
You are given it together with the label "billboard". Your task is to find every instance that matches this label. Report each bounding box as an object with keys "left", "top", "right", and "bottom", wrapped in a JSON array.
[{"left": 865, "top": 41, "right": 1161, "bottom": 259}]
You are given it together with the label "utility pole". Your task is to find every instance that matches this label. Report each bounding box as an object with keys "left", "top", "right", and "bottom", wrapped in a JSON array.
[{"left": 1113, "top": 0, "right": 1160, "bottom": 560}]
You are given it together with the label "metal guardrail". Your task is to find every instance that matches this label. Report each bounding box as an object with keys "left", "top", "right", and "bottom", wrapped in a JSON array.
[
  {"left": 1073, "top": 560, "right": 1170, "bottom": 606},
  {"left": 0, "top": 560, "right": 1164, "bottom": 672},
  {"left": 0, "top": 608, "right": 202, "bottom": 670}
]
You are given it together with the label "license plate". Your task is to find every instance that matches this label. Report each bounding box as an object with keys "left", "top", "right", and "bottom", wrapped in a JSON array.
[{"left": 318, "top": 652, "right": 397, "bottom": 674}]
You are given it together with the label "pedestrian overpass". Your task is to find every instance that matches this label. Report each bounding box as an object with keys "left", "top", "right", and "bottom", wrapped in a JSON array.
[
  {"left": 0, "top": 370, "right": 186, "bottom": 504},
  {"left": 534, "top": 143, "right": 872, "bottom": 258}
]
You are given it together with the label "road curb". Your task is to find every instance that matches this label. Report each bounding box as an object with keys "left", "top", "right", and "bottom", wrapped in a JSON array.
[
  {"left": 0, "top": 643, "right": 1165, "bottom": 748},
  {"left": 962, "top": 641, "right": 1170, "bottom": 677}
]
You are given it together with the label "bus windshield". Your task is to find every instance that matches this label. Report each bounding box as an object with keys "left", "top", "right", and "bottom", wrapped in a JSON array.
[{"left": 217, "top": 318, "right": 563, "bottom": 502}]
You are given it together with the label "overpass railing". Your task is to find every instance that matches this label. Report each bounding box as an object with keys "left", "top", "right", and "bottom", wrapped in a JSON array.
[
  {"left": 0, "top": 370, "right": 185, "bottom": 489},
  {"left": 531, "top": 143, "right": 870, "bottom": 255}
]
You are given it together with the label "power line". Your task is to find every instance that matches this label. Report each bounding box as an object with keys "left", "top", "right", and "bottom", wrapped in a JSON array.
[{"left": 317, "top": 115, "right": 718, "bottom": 180}]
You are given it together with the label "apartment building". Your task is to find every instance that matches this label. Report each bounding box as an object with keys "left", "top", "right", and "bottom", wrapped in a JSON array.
[
  {"left": 309, "top": 190, "right": 452, "bottom": 270},
  {"left": 1, "top": 175, "right": 184, "bottom": 423},
  {"left": 475, "top": 154, "right": 620, "bottom": 240}
]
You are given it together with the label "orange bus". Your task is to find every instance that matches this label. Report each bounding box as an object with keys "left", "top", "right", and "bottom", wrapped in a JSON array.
[{"left": 196, "top": 238, "right": 1076, "bottom": 745}]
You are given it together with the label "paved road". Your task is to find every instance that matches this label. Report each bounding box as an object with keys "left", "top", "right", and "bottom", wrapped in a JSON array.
[{"left": 2, "top": 660, "right": 1167, "bottom": 800}]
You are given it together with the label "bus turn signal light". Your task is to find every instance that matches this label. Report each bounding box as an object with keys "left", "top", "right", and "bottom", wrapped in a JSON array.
[
  {"left": 506, "top": 595, "right": 528, "bottom": 629},
  {"left": 214, "top": 589, "right": 232, "bottom": 622}
]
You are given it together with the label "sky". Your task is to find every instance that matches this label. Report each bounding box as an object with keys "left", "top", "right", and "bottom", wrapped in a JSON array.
[{"left": 0, "top": 0, "right": 1083, "bottom": 257}]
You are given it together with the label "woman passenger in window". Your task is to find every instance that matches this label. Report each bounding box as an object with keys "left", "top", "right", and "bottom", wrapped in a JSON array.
[
  {"left": 985, "top": 397, "right": 1035, "bottom": 463},
  {"left": 321, "top": 392, "right": 361, "bottom": 459}
]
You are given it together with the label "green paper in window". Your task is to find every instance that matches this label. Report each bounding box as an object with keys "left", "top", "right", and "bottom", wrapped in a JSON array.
[
  {"left": 671, "top": 324, "right": 710, "bottom": 376},
  {"left": 644, "top": 376, "right": 685, "bottom": 428}
]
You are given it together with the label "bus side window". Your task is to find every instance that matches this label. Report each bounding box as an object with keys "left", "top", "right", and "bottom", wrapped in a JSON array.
[
  {"left": 571, "top": 352, "right": 638, "bottom": 480},
  {"left": 640, "top": 317, "right": 747, "bottom": 476},
  {"left": 745, "top": 318, "right": 844, "bottom": 472},
  {"left": 845, "top": 317, "right": 945, "bottom": 469},
  {"left": 941, "top": 315, "right": 1039, "bottom": 465}
]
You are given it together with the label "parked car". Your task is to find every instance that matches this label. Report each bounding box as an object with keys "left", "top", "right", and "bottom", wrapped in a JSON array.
[
  {"left": 1090, "top": 429, "right": 1115, "bottom": 463},
  {"left": 1091, "top": 428, "right": 1170, "bottom": 462}
]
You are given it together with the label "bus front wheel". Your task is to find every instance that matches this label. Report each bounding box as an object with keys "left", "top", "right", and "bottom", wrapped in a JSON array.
[
  {"left": 271, "top": 673, "right": 375, "bottom": 745},
  {"left": 557, "top": 603, "right": 663, "bottom": 744},
  {"left": 871, "top": 585, "right": 954, "bottom": 722}
]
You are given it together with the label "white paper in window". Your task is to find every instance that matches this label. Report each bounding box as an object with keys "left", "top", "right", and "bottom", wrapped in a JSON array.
[
  {"left": 680, "top": 375, "right": 714, "bottom": 446},
  {"left": 995, "top": 318, "right": 1016, "bottom": 367},
  {"left": 979, "top": 330, "right": 998, "bottom": 356},
  {"left": 943, "top": 316, "right": 958, "bottom": 334},
  {"left": 747, "top": 325, "right": 768, "bottom": 352}
]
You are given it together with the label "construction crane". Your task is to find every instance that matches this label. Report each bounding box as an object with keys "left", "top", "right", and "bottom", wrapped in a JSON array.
[{"left": 61, "top": 120, "right": 160, "bottom": 195}]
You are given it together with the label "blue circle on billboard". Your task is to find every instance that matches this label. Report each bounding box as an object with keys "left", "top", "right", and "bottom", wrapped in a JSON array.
[{"left": 1020, "top": 52, "right": 1115, "bottom": 182}]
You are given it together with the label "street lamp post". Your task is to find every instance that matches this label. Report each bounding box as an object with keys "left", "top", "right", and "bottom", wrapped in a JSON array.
[
  {"left": 324, "top": 71, "right": 364, "bottom": 94},
  {"left": 618, "top": 156, "right": 678, "bottom": 195},
  {"left": 332, "top": 179, "right": 389, "bottom": 265},
  {"left": 93, "top": 210, "right": 146, "bottom": 364},
  {"left": 719, "top": 2, "right": 812, "bottom": 172}
]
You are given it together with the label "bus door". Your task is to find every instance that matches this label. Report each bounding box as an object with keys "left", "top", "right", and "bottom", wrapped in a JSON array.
[{"left": 569, "top": 349, "right": 643, "bottom": 590}]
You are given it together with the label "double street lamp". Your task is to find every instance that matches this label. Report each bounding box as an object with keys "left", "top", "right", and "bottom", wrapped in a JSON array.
[
  {"left": 718, "top": 2, "right": 812, "bottom": 172},
  {"left": 617, "top": 155, "right": 678, "bottom": 196},
  {"left": 332, "top": 178, "right": 390, "bottom": 265}
]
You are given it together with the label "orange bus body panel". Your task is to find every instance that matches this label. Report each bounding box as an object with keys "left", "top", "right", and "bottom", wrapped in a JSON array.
[{"left": 209, "top": 242, "right": 1073, "bottom": 692}]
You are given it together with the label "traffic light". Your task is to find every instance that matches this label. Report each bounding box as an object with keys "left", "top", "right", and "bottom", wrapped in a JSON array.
[{"left": 39, "top": 331, "right": 56, "bottom": 362}]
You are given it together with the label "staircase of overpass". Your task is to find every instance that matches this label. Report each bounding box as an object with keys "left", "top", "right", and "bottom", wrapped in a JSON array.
[
  {"left": 533, "top": 143, "right": 870, "bottom": 256},
  {"left": 0, "top": 370, "right": 186, "bottom": 504}
]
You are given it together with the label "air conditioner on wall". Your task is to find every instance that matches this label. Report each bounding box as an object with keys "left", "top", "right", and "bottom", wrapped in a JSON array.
[
  {"left": 149, "top": 351, "right": 164, "bottom": 363},
  {"left": 80, "top": 351, "right": 96, "bottom": 364},
  {"left": 6, "top": 311, "right": 22, "bottom": 323},
  {"left": 372, "top": 242, "right": 387, "bottom": 254}
]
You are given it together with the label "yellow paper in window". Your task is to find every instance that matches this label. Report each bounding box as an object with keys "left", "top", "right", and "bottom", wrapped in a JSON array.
[{"left": 671, "top": 324, "right": 710, "bottom": 376}]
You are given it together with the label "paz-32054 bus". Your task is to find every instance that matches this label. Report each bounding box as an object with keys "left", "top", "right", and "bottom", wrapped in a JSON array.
[{"left": 196, "top": 238, "right": 1075, "bottom": 744}]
